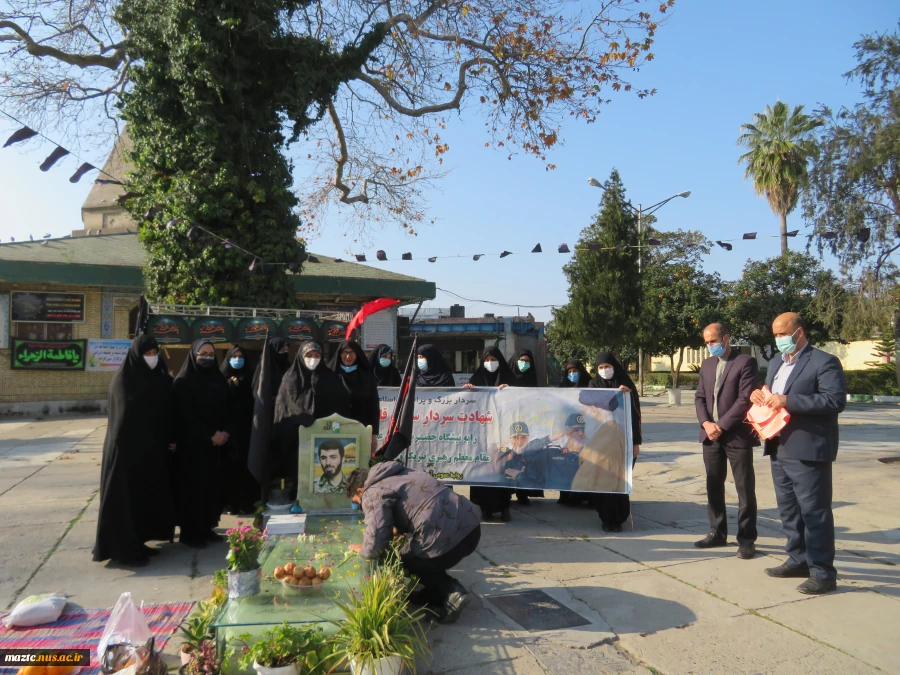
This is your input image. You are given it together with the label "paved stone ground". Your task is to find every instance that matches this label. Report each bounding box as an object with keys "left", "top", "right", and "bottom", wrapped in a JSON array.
[{"left": 1, "top": 399, "right": 898, "bottom": 675}]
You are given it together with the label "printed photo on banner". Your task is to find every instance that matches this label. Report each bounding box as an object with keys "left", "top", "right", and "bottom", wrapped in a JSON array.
[
  {"left": 312, "top": 436, "right": 358, "bottom": 495},
  {"left": 377, "top": 388, "right": 632, "bottom": 494}
]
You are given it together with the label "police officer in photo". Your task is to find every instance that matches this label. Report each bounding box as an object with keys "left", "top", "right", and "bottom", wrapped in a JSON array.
[
  {"left": 516, "top": 413, "right": 586, "bottom": 490},
  {"left": 500, "top": 422, "right": 532, "bottom": 485}
]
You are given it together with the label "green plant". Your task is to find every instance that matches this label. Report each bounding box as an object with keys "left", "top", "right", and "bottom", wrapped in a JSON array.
[
  {"left": 184, "top": 639, "right": 220, "bottom": 675},
  {"left": 233, "top": 622, "right": 335, "bottom": 674},
  {"left": 212, "top": 569, "right": 228, "bottom": 592},
  {"left": 179, "top": 608, "right": 214, "bottom": 655},
  {"left": 226, "top": 524, "right": 267, "bottom": 572},
  {"left": 738, "top": 101, "right": 822, "bottom": 254},
  {"left": 329, "top": 555, "right": 431, "bottom": 673}
]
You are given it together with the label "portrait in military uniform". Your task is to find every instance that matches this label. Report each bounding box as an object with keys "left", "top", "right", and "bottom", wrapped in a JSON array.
[
  {"left": 506, "top": 414, "right": 587, "bottom": 490},
  {"left": 312, "top": 437, "right": 357, "bottom": 494}
]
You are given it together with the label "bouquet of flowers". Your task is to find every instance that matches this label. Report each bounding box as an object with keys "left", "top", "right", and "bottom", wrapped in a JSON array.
[{"left": 225, "top": 523, "right": 267, "bottom": 572}]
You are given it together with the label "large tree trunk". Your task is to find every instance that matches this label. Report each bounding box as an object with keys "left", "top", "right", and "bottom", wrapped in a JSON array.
[
  {"left": 671, "top": 346, "right": 685, "bottom": 389},
  {"left": 779, "top": 212, "right": 789, "bottom": 255}
]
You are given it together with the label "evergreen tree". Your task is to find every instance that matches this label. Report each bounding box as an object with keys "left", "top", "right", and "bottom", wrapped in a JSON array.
[{"left": 549, "top": 169, "right": 640, "bottom": 357}]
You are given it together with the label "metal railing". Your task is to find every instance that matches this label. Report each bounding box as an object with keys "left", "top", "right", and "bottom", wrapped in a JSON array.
[{"left": 149, "top": 304, "right": 354, "bottom": 322}]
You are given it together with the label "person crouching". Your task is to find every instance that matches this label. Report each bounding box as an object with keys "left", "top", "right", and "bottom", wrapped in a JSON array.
[{"left": 346, "top": 462, "right": 482, "bottom": 624}]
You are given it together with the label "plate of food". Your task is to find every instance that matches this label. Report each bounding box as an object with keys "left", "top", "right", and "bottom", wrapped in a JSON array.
[{"left": 273, "top": 562, "right": 332, "bottom": 592}]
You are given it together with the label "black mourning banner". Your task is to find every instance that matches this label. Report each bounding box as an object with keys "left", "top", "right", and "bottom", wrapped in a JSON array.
[{"left": 10, "top": 292, "right": 85, "bottom": 323}]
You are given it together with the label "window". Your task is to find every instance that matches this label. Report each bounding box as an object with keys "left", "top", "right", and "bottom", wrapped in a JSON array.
[{"left": 15, "top": 322, "right": 74, "bottom": 340}]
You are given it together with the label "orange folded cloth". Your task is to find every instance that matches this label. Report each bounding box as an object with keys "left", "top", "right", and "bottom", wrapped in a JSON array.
[{"left": 746, "top": 385, "right": 790, "bottom": 440}]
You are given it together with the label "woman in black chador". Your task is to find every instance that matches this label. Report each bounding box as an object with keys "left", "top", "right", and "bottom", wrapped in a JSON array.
[
  {"left": 557, "top": 358, "right": 592, "bottom": 506},
  {"left": 588, "top": 352, "right": 642, "bottom": 532},
  {"left": 507, "top": 348, "right": 544, "bottom": 505},
  {"left": 415, "top": 343, "right": 456, "bottom": 387},
  {"left": 93, "top": 334, "right": 175, "bottom": 566},
  {"left": 274, "top": 341, "right": 351, "bottom": 486},
  {"left": 221, "top": 344, "right": 258, "bottom": 515},
  {"left": 172, "top": 340, "right": 230, "bottom": 547},
  {"left": 253, "top": 337, "right": 291, "bottom": 397},
  {"left": 369, "top": 344, "right": 402, "bottom": 386},
  {"left": 465, "top": 346, "right": 518, "bottom": 521},
  {"left": 330, "top": 340, "right": 380, "bottom": 434}
]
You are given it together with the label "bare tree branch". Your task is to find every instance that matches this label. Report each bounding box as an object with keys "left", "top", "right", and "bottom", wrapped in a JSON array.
[{"left": 0, "top": 18, "right": 123, "bottom": 68}]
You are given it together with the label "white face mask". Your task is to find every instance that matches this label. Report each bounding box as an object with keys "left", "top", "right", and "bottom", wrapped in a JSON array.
[
  {"left": 598, "top": 366, "right": 615, "bottom": 380},
  {"left": 484, "top": 360, "right": 499, "bottom": 373},
  {"left": 304, "top": 357, "right": 321, "bottom": 370},
  {"left": 143, "top": 354, "right": 159, "bottom": 369},
  {"left": 417, "top": 358, "right": 428, "bottom": 372}
]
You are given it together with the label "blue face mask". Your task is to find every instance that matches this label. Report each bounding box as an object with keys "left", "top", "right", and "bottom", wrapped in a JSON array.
[
  {"left": 707, "top": 342, "right": 726, "bottom": 359},
  {"left": 341, "top": 364, "right": 358, "bottom": 373},
  {"left": 567, "top": 372, "right": 580, "bottom": 384},
  {"left": 379, "top": 357, "right": 392, "bottom": 368},
  {"left": 517, "top": 360, "right": 531, "bottom": 372},
  {"left": 417, "top": 359, "right": 428, "bottom": 372},
  {"left": 775, "top": 328, "right": 800, "bottom": 355},
  {"left": 229, "top": 357, "right": 244, "bottom": 369}
]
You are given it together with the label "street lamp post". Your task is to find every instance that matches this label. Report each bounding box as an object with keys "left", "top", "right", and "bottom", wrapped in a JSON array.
[{"left": 587, "top": 179, "right": 691, "bottom": 396}]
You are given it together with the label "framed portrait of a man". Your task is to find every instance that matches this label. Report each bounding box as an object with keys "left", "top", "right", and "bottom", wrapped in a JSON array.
[{"left": 312, "top": 436, "right": 358, "bottom": 494}]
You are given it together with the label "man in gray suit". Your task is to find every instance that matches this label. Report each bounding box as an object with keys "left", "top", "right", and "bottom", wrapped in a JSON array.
[{"left": 750, "top": 312, "right": 846, "bottom": 595}]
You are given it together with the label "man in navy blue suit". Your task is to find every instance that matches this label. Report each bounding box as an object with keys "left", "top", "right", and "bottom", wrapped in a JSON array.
[{"left": 750, "top": 312, "right": 846, "bottom": 595}]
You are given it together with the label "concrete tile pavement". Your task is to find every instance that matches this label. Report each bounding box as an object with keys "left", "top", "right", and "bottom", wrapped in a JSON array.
[{"left": 0, "top": 402, "right": 898, "bottom": 675}]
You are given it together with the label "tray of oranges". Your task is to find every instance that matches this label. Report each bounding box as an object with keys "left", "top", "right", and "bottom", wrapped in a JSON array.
[{"left": 273, "top": 562, "right": 332, "bottom": 592}]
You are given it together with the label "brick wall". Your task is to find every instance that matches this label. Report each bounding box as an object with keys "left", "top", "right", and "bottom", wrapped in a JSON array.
[{"left": 0, "top": 285, "right": 118, "bottom": 403}]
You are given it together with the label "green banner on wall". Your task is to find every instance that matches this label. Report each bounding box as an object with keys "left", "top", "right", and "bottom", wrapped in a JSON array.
[{"left": 11, "top": 339, "right": 87, "bottom": 370}]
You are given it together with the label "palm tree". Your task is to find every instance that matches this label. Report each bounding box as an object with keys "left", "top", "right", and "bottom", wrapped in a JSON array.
[{"left": 737, "top": 102, "right": 822, "bottom": 254}]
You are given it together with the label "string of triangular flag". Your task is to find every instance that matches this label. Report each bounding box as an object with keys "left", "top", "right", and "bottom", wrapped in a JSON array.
[
  {"left": 0, "top": 109, "right": 122, "bottom": 186},
  {"left": 3, "top": 109, "right": 870, "bottom": 259}
]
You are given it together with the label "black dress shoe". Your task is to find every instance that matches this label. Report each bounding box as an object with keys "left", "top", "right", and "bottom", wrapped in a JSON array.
[
  {"left": 765, "top": 561, "right": 810, "bottom": 578},
  {"left": 736, "top": 543, "right": 756, "bottom": 559},
  {"left": 601, "top": 522, "right": 612, "bottom": 533},
  {"left": 694, "top": 533, "right": 728, "bottom": 549},
  {"left": 499, "top": 508, "right": 511, "bottom": 522},
  {"left": 517, "top": 495, "right": 531, "bottom": 505},
  {"left": 797, "top": 577, "right": 836, "bottom": 595}
]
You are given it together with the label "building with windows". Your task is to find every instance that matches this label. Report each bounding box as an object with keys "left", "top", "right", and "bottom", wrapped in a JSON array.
[
  {"left": 397, "top": 305, "right": 548, "bottom": 385},
  {"left": 0, "top": 231, "right": 434, "bottom": 414}
]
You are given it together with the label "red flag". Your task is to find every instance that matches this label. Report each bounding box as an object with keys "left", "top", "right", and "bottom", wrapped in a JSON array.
[{"left": 346, "top": 298, "right": 401, "bottom": 339}]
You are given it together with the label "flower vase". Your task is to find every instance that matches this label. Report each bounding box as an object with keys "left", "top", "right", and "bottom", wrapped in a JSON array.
[
  {"left": 227, "top": 568, "right": 261, "bottom": 598},
  {"left": 350, "top": 655, "right": 403, "bottom": 675},
  {"left": 253, "top": 662, "right": 299, "bottom": 675}
]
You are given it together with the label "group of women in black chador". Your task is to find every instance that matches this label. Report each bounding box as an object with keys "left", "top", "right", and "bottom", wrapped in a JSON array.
[
  {"left": 92, "top": 334, "right": 399, "bottom": 567},
  {"left": 93, "top": 334, "right": 640, "bottom": 566}
]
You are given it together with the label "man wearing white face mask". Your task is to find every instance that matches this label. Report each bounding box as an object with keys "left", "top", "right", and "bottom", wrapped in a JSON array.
[{"left": 695, "top": 323, "right": 759, "bottom": 558}]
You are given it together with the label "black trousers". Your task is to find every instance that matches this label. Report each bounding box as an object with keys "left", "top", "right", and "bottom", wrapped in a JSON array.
[
  {"left": 702, "top": 441, "right": 757, "bottom": 545},
  {"left": 770, "top": 456, "right": 835, "bottom": 582},
  {"left": 401, "top": 526, "right": 481, "bottom": 599}
]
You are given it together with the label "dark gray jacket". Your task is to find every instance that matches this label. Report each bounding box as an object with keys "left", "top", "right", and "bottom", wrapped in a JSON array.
[
  {"left": 360, "top": 461, "right": 482, "bottom": 559},
  {"left": 763, "top": 346, "right": 847, "bottom": 462}
]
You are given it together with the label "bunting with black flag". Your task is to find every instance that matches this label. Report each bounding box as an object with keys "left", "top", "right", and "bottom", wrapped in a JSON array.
[
  {"left": 134, "top": 294, "right": 151, "bottom": 335},
  {"left": 248, "top": 335, "right": 275, "bottom": 484},
  {"left": 374, "top": 335, "right": 418, "bottom": 465}
]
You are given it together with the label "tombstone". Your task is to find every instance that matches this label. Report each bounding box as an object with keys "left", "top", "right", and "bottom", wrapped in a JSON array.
[{"left": 296, "top": 414, "right": 372, "bottom": 514}]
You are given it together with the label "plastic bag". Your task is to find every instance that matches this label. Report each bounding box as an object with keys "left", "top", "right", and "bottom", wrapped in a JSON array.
[
  {"left": 97, "top": 593, "right": 153, "bottom": 662},
  {"left": 101, "top": 637, "right": 167, "bottom": 675},
  {"left": 2, "top": 592, "right": 67, "bottom": 627},
  {"left": 746, "top": 386, "right": 791, "bottom": 440}
]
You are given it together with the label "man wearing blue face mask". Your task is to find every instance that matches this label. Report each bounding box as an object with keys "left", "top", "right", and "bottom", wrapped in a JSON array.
[
  {"left": 694, "top": 323, "right": 759, "bottom": 558},
  {"left": 750, "top": 312, "right": 846, "bottom": 595}
]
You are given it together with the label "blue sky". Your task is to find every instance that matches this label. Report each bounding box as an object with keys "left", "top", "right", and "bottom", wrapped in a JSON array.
[{"left": 1, "top": 1, "right": 897, "bottom": 322}]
